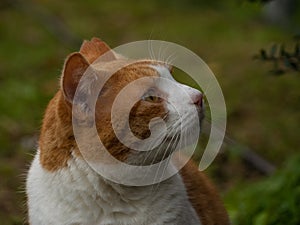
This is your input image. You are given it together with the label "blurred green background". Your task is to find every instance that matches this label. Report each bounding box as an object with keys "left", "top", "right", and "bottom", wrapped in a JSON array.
[{"left": 0, "top": 0, "right": 300, "bottom": 224}]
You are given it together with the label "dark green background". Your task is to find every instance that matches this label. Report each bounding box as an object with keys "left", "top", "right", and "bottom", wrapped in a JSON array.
[{"left": 0, "top": 0, "right": 299, "bottom": 224}]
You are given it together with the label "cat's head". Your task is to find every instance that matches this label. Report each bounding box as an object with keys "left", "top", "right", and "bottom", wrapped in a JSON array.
[{"left": 61, "top": 38, "right": 204, "bottom": 166}]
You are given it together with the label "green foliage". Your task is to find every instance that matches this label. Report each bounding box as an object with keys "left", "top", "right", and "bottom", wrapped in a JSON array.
[
  {"left": 226, "top": 155, "right": 300, "bottom": 225},
  {"left": 254, "top": 41, "right": 300, "bottom": 75},
  {"left": 246, "top": 0, "right": 271, "bottom": 3}
]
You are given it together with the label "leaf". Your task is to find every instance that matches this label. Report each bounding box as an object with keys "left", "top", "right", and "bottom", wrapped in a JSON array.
[
  {"left": 289, "top": 57, "right": 299, "bottom": 71},
  {"left": 260, "top": 49, "right": 267, "bottom": 60},
  {"left": 280, "top": 44, "right": 286, "bottom": 57},
  {"left": 294, "top": 42, "right": 300, "bottom": 58},
  {"left": 284, "top": 56, "right": 291, "bottom": 67},
  {"left": 270, "top": 69, "right": 285, "bottom": 76},
  {"left": 269, "top": 44, "right": 277, "bottom": 59}
]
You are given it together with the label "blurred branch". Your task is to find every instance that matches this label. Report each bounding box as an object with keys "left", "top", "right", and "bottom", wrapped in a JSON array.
[
  {"left": 246, "top": 0, "right": 273, "bottom": 3},
  {"left": 223, "top": 136, "right": 276, "bottom": 175},
  {"left": 237, "top": 0, "right": 273, "bottom": 4},
  {"left": 203, "top": 121, "right": 276, "bottom": 176},
  {"left": 10, "top": 0, "right": 81, "bottom": 49}
]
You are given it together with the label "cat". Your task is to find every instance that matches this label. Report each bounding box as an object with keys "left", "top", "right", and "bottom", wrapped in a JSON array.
[{"left": 26, "top": 37, "right": 230, "bottom": 225}]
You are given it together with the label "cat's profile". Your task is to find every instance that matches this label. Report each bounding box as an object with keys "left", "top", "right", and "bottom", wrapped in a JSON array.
[{"left": 26, "top": 37, "right": 229, "bottom": 225}]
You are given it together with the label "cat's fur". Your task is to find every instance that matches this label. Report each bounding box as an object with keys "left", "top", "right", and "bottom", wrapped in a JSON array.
[{"left": 26, "top": 38, "right": 229, "bottom": 225}]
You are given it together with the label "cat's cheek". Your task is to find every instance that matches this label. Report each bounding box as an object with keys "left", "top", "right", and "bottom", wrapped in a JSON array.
[{"left": 130, "top": 101, "right": 167, "bottom": 138}]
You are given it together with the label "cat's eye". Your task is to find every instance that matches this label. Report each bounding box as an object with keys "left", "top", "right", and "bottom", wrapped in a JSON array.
[
  {"left": 143, "top": 95, "right": 161, "bottom": 102},
  {"left": 142, "top": 89, "right": 163, "bottom": 103}
]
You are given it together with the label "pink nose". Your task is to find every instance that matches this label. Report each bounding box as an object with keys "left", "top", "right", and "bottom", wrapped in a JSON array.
[{"left": 192, "top": 93, "right": 203, "bottom": 107}]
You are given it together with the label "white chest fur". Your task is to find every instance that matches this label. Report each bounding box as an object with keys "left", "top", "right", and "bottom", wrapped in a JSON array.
[{"left": 26, "top": 150, "right": 201, "bottom": 225}]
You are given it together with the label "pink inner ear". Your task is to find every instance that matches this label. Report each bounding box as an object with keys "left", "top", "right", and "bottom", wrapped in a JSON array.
[
  {"left": 80, "top": 37, "right": 116, "bottom": 63},
  {"left": 62, "top": 53, "right": 90, "bottom": 102}
]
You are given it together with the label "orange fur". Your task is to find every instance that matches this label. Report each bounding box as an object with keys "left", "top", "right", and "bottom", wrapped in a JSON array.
[
  {"left": 94, "top": 64, "right": 166, "bottom": 162},
  {"left": 79, "top": 37, "right": 116, "bottom": 63},
  {"left": 39, "top": 91, "right": 74, "bottom": 171},
  {"left": 40, "top": 38, "right": 167, "bottom": 169},
  {"left": 180, "top": 159, "right": 230, "bottom": 224}
]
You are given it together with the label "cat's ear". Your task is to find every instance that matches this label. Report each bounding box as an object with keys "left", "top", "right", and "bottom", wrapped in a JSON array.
[
  {"left": 61, "top": 52, "right": 90, "bottom": 103},
  {"left": 80, "top": 37, "right": 116, "bottom": 63}
]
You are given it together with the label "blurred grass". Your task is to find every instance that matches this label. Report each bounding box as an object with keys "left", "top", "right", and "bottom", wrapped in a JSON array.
[
  {"left": 226, "top": 154, "right": 300, "bottom": 225},
  {"left": 0, "top": 0, "right": 300, "bottom": 224}
]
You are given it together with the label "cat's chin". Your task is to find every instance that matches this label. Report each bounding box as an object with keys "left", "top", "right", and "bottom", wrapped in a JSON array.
[{"left": 124, "top": 141, "right": 177, "bottom": 166}]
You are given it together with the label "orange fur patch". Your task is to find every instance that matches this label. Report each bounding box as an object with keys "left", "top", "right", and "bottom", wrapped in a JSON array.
[
  {"left": 39, "top": 91, "right": 74, "bottom": 171},
  {"left": 94, "top": 63, "right": 165, "bottom": 162},
  {"left": 39, "top": 38, "right": 167, "bottom": 170},
  {"left": 179, "top": 158, "right": 230, "bottom": 225}
]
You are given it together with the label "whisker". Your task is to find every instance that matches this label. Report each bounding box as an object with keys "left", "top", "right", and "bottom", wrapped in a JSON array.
[
  {"left": 141, "top": 134, "right": 168, "bottom": 165},
  {"left": 149, "top": 123, "right": 179, "bottom": 166},
  {"left": 158, "top": 41, "right": 164, "bottom": 62},
  {"left": 142, "top": 122, "right": 180, "bottom": 182},
  {"left": 165, "top": 52, "right": 177, "bottom": 66},
  {"left": 160, "top": 44, "right": 168, "bottom": 63},
  {"left": 139, "top": 115, "right": 171, "bottom": 165},
  {"left": 149, "top": 40, "right": 155, "bottom": 61},
  {"left": 148, "top": 41, "right": 153, "bottom": 61},
  {"left": 202, "top": 78, "right": 213, "bottom": 96},
  {"left": 154, "top": 132, "right": 180, "bottom": 191},
  {"left": 141, "top": 135, "right": 172, "bottom": 182}
]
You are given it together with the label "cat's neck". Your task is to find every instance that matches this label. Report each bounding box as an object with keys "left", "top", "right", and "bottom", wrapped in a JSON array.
[
  {"left": 69, "top": 156, "right": 200, "bottom": 224},
  {"left": 29, "top": 152, "right": 200, "bottom": 224}
]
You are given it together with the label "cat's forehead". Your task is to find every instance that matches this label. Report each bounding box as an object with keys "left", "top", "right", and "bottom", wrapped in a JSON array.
[
  {"left": 149, "top": 64, "right": 174, "bottom": 80},
  {"left": 92, "top": 59, "right": 172, "bottom": 79}
]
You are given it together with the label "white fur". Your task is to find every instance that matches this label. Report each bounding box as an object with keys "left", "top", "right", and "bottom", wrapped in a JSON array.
[
  {"left": 152, "top": 65, "right": 203, "bottom": 137},
  {"left": 26, "top": 151, "right": 201, "bottom": 225}
]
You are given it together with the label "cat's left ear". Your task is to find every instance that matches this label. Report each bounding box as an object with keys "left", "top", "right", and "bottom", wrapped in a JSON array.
[
  {"left": 61, "top": 52, "right": 90, "bottom": 103},
  {"left": 80, "top": 37, "right": 116, "bottom": 63}
]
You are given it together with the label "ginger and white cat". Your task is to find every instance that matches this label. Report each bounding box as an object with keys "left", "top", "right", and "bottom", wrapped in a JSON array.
[{"left": 26, "top": 38, "right": 229, "bottom": 225}]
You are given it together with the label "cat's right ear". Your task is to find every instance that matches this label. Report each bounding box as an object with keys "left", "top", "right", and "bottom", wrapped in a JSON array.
[{"left": 61, "top": 52, "right": 90, "bottom": 103}]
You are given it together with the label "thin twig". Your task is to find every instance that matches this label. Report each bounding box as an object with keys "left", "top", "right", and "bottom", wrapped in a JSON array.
[
  {"left": 203, "top": 120, "right": 276, "bottom": 175},
  {"left": 223, "top": 136, "right": 276, "bottom": 175}
]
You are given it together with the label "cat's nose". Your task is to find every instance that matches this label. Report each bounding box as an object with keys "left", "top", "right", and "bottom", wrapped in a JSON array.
[{"left": 192, "top": 92, "right": 203, "bottom": 108}]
